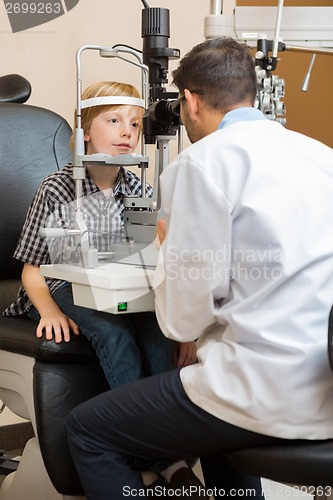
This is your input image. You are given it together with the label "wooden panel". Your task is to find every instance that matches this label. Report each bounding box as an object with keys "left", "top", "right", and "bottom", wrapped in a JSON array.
[{"left": 237, "top": 0, "right": 333, "bottom": 146}]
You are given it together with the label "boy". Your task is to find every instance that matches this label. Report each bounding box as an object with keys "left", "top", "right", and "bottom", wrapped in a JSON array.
[{"left": 3, "top": 81, "right": 196, "bottom": 387}]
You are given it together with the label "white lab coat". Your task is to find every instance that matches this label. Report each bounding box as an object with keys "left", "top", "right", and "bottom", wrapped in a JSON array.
[{"left": 154, "top": 111, "right": 333, "bottom": 439}]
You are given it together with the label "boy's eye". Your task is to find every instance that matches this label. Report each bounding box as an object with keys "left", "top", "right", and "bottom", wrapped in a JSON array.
[{"left": 108, "top": 118, "right": 118, "bottom": 123}]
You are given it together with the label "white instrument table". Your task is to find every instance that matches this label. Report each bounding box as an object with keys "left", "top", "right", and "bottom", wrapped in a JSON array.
[{"left": 40, "top": 245, "right": 158, "bottom": 314}]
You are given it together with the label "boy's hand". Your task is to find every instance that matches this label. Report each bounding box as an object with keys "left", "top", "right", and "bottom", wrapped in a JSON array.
[
  {"left": 36, "top": 312, "right": 80, "bottom": 343},
  {"left": 22, "top": 263, "right": 80, "bottom": 343}
]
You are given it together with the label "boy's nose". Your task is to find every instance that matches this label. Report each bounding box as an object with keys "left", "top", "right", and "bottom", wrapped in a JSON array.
[{"left": 121, "top": 125, "right": 131, "bottom": 137}]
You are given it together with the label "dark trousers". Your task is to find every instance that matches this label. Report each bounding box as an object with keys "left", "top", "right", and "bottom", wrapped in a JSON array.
[{"left": 66, "top": 369, "right": 282, "bottom": 500}]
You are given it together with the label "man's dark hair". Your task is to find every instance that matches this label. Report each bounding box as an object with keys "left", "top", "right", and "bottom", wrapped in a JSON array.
[{"left": 172, "top": 38, "right": 257, "bottom": 112}]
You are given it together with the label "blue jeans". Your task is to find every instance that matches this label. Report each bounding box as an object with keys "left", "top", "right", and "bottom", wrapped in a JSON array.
[{"left": 27, "top": 282, "right": 175, "bottom": 388}]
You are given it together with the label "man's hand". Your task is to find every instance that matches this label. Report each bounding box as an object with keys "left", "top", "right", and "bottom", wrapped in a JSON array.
[
  {"left": 156, "top": 221, "right": 197, "bottom": 367},
  {"left": 156, "top": 219, "right": 167, "bottom": 246},
  {"left": 175, "top": 341, "right": 197, "bottom": 368}
]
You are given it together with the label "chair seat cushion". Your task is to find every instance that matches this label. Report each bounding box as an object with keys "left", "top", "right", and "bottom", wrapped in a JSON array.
[{"left": 227, "top": 440, "right": 333, "bottom": 486}]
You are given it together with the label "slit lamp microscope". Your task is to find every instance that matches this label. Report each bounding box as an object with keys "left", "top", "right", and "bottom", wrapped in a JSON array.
[{"left": 40, "top": 1, "right": 182, "bottom": 313}]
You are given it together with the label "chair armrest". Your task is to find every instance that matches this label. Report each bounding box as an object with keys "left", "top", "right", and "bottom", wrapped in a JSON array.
[
  {"left": 33, "top": 361, "right": 109, "bottom": 495},
  {"left": 0, "top": 316, "right": 100, "bottom": 363}
]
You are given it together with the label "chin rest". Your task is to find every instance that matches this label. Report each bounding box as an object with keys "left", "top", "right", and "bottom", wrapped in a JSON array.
[{"left": 0, "top": 102, "right": 109, "bottom": 499}]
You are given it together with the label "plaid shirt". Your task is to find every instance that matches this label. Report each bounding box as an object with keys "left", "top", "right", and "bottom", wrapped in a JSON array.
[{"left": 4, "top": 164, "right": 153, "bottom": 317}]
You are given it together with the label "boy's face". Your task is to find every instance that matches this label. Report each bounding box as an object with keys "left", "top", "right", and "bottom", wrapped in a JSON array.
[{"left": 84, "top": 105, "right": 141, "bottom": 156}]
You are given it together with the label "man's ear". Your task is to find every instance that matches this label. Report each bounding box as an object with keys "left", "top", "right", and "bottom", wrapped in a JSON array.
[{"left": 184, "top": 88, "right": 200, "bottom": 121}]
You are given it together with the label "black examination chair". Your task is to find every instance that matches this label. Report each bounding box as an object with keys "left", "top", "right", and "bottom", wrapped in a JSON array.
[{"left": 0, "top": 93, "right": 108, "bottom": 499}]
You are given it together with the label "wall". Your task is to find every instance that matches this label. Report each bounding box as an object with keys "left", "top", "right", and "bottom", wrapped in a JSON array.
[
  {"left": 1, "top": 0, "right": 332, "bottom": 147},
  {"left": 0, "top": 0, "right": 210, "bottom": 127}
]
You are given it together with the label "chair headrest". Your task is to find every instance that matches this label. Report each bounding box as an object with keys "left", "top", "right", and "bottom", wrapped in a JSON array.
[
  {"left": 0, "top": 103, "right": 72, "bottom": 279},
  {"left": 0, "top": 74, "right": 32, "bottom": 104}
]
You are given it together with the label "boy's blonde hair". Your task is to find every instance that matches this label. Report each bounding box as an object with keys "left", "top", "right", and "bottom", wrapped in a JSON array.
[{"left": 69, "top": 81, "right": 143, "bottom": 150}]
